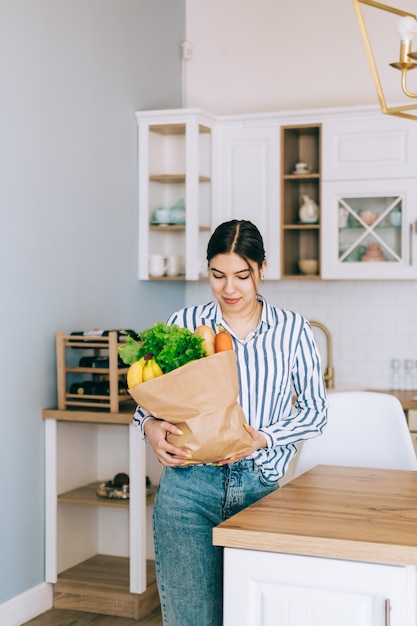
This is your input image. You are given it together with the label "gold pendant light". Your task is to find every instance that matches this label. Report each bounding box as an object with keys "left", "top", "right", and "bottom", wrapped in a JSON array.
[{"left": 354, "top": 0, "right": 417, "bottom": 119}]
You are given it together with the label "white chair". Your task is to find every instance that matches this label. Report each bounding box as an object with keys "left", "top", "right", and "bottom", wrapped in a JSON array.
[{"left": 292, "top": 391, "right": 417, "bottom": 479}]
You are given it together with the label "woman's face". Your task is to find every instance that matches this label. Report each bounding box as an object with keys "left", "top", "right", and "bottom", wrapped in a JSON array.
[{"left": 209, "top": 252, "right": 265, "bottom": 316}]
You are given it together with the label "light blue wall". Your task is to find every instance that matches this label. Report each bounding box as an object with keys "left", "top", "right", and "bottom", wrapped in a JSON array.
[{"left": 0, "top": 0, "right": 185, "bottom": 603}]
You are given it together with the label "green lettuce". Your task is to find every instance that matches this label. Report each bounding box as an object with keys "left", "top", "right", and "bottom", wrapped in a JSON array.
[{"left": 118, "top": 322, "right": 206, "bottom": 373}]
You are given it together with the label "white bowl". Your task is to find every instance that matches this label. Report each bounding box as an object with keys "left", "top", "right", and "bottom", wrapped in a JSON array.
[{"left": 298, "top": 259, "right": 318, "bottom": 275}]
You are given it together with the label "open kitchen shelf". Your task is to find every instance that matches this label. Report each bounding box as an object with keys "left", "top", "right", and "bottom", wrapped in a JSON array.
[
  {"left": 281, "top": 124, "right": 321, "bottom": 279},
  {"left": 136, "top": 109, "right": 215, "bottom": 280},
  {"left": 54, "top": 555, "right": 159, "bottom": 620},
  {"left": 58, "top": 481, "right": 157, "bottom": 508},
  {"left": 43, "top": 405, "right": 158, "bottom": 618}
]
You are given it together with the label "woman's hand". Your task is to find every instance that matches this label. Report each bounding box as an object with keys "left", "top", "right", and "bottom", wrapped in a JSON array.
[
  {"left": 144, "top": 418, "right": 191, "bottom": 467},
  {"left": 215, "top": 423, "right": 267, "bottom": 465}
]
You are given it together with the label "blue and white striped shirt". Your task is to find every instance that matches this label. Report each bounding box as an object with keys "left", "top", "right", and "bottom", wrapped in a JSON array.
[{"left": 133, "top": 296, "right": 328, "bottom": 482}]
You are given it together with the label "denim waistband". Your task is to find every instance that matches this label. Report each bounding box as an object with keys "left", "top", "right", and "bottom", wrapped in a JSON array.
[
  {"left": 176, "top": 457, "right": 257, "bottom": 471},
  {"left": 226, "top": 458, "right": 256, "bottom": 470}
]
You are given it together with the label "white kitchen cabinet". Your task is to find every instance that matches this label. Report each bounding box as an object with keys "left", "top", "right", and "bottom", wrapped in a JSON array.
[
  {"left": 135, "top": 105, "right": 417, "bottom": 282},
  {"left": 321, "top": 178, "right": 417, "bottom": 280},
  {"left": 322, "top": 116, "right": 417, "bottom": 182},
  {"left": 135, "top": 108, "right": 216, "bottom": 281},
  {"left": 213, "top": 121, "right": 280, "bottom": 279},
  {"left": 321, "top": 112, "right": 417, "bottom": 280},
  {"left": 135, "top": 108, "right": 280, "bottom": 280},
  {"left": 223, "top": 548, "right": 416, "bottom": 626}
]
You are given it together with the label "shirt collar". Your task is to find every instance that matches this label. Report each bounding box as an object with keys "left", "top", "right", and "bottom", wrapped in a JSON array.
[{"left": 205, "top": 295, "right": 275, "bottom": 332}]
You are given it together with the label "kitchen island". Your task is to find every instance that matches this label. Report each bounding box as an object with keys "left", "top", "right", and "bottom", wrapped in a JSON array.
[{"left": 213, "top": 465, "right": 417, "bottom": 626}]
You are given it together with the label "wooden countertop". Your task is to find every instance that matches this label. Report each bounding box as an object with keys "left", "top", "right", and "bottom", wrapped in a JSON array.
[
  {"left": 42, "top": 405, "right": 136, "bottom": 424},
  {"left": 367, "top": 389, "right": 417, "bottom": 412},
  {"left": 213, "top": 465, "right": 417, "bottom": 567}
]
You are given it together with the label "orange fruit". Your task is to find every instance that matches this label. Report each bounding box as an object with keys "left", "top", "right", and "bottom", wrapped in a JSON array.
[{"left": 215, "top": 330, "right": 233, "bottom": 352}]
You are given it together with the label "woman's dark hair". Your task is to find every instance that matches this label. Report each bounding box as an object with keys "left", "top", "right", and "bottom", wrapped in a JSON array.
[{"left": 206, "top": 220, "right": 266, "bottom": 269}]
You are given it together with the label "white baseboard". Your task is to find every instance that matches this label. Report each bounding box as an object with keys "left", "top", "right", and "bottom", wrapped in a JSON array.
[{"left": 0, "top": 583, "right": 53, "bottom": 626}]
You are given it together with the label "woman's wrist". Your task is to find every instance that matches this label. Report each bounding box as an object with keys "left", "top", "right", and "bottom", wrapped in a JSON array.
[{"left": 143, "top": 415, "right": 156, "bottom": 439}]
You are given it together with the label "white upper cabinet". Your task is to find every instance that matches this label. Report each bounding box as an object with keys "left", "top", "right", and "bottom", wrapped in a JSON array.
[
  {"left": 321, "top": 178, "right": 417, "bottom": 280},
  {"left": 135, "top": 106, "right": 417, "bottom": 282},
  {"left": 135, "top": 108, "right": 215, "bottom": 281},
  {"left": 213, "top": 122, "right": 280, "bottom": 279},
  {"left": 321, "top": 112, "right": 417, "bottom": 280},
  {"left": 322, "top": 115, "right": 417, "bottom": 182}
]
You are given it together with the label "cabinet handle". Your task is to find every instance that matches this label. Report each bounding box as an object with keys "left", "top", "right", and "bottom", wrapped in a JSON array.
[
  {"left": 410, "top": 224, "right": 413, "bottom": 266},
  {"left": 385, "top": 598, "right": 391, "bottom": 626}
]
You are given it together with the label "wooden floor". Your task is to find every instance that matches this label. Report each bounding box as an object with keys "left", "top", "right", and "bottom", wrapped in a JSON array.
[{"left": 22, "top": 606, "right": 162, "bottom": 625}]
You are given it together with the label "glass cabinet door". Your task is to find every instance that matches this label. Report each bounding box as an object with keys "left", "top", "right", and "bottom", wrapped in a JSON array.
[
  {"left": 338, "top": 195, "right": 402, "bottom": 264},
  {"left": 322, "top": 179, "right": 417, "bottom": 280}
]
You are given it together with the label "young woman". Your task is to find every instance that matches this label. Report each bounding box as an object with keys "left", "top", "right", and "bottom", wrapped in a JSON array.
[{"left": 134, "top": 220, "right": 328, "bottom": 626}]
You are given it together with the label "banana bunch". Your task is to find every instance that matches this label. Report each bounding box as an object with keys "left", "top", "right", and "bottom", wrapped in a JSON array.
[{"left": 127, "top": 354, "right": 163, "bottom": 388}]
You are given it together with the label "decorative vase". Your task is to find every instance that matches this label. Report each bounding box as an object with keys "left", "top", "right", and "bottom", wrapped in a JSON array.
[{"left": 299, "top": 195, "right": 318, "bottom": 223}]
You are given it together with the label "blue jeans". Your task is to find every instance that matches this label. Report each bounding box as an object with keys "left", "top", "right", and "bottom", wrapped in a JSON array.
[{"left": 153, "top": 459, "right": 279, "bottom": 626}]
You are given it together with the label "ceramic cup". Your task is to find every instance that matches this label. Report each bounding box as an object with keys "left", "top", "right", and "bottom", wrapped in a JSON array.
[
  {"left": 149, "top": 254, "right": 168, "bottom": 277},
  {"left": 153, "top": 208, "right": 172, "bottom": 224},
  {"left": 389, "top": 212, "right": 402, "bottom": 227},
  {"left": 295, "top": 162, "right": 310, "bottom": 173},
  {"left": 166, "top": 255, "right": 184, "bottom": 277}
]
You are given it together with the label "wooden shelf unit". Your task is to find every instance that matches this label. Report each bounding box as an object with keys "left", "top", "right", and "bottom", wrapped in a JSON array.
[
  {"left": 281, "top": 124, "right": 321, "bottom": 279},
  {"left": 56, "top": 331, "right": 132, "bottom": 413},
  {"left": 43, "top": 407, "right": 158, "bottom": 618},
  {"left": 54, "top": 555, "right": 159, "bottom": 620},
  {"left": 58, "top": 480, "right": 157, "bottom": 508}
]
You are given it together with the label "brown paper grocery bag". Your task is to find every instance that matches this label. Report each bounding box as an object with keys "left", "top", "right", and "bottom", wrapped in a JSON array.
[{"left": 128, "top": 350, "right": 252, "bottom": 463}]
